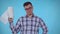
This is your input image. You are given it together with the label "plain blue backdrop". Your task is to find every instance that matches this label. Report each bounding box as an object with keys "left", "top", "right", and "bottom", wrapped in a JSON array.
[{"left": 0, "top": 0, "right": 60, "bottom": 34}]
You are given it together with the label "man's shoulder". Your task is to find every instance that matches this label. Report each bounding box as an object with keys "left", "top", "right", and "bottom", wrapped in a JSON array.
[
  {"left": 34, "top": 15, "right": 41, "bottom": 19},
  {"left": 17, "top": 16, "right": 26, "bottom": 21},
  {"left": 34, "top": 15, "right": 43, "bottom": 20}
]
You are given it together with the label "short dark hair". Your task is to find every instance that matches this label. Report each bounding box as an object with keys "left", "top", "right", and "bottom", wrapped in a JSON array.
[{"left": 23, "top": 2, "right": 32, "bottom": 7}]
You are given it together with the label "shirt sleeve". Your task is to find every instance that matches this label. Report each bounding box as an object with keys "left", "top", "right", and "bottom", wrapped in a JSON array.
[
  {"left": 9, "top": 18, "right": 22, "bottom": 34},
  {"left": 38, "top": 18, "right": 48, "bottom": 34}
]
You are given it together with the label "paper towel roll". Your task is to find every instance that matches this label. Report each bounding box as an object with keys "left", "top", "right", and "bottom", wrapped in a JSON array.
[
  {"left": 7, "top": 7, "right": 14, "bottom": 18},
  {"left": 0, "top": 6, "right": 14, "bottom": 24}
]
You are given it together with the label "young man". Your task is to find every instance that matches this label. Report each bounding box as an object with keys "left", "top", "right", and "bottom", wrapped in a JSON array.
[{"left": 8, "top": 2, "right": 48, "bottom": 34}]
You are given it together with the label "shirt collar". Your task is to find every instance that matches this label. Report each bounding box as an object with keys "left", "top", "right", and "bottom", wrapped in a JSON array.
[{"left": 26, "top": 14, "right": 34, "bottom": 18}]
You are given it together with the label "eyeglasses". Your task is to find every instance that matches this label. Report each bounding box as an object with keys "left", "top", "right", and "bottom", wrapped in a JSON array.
[{"left": 25, "top": 7, "right": 32, "bottom": 10}]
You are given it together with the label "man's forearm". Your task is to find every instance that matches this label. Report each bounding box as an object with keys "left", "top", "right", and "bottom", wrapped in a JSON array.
[{"left": 9, "top": 22, "right": 17, "bottom": 34}]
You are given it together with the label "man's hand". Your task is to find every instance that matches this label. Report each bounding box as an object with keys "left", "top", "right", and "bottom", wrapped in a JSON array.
[{"left": 8, "top": 18, "right": 13, "bottom": 23}]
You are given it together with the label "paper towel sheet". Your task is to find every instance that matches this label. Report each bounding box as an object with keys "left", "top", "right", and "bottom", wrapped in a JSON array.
[{"left": 1, "top": 10, "right": 8, "bottom": 24}]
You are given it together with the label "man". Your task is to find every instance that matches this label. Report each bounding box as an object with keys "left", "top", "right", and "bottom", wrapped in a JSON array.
[{"left": 8, "top": 2, "right": 48, "bottom": 34}]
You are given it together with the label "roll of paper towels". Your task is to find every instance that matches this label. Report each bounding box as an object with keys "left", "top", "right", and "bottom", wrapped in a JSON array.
[
  {"left": 7, "top": 7, "right": 14, "bottom": 18},
  {"left": 0, "top": 6, "right": 14, "bottom": 24}
]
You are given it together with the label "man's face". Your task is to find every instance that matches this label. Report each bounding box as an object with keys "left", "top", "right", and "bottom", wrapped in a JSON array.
[{"left": 24, "top": 4, "right": 33, "bottom": 15}]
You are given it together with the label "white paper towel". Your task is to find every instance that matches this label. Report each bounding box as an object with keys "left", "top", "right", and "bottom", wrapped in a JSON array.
[
  {"left": 7, "top": 7, "right": 14, "bottom": 18},
  {"left": 1, "top": 10, "right": 8, "bottom": 24},
  {"left": 0, "top": 6, "right": 14, "bottom": 24}
]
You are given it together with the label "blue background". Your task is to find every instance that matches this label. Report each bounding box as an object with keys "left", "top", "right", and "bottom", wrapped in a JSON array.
[{"left": 0, "top": 0, "right": 60, "bottom": 34}]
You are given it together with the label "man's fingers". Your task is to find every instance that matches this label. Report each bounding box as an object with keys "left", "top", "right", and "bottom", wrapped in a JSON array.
[{"left": 8, "top": 18, "right": 13, "bottom": 23}]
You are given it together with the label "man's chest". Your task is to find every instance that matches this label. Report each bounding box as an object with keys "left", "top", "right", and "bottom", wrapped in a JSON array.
[{"left": 20, "top": 18, "right": 39, "bottom": 31}]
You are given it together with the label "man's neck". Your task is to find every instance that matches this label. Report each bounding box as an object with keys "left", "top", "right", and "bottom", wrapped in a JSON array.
[
  {"left": 29, "top": 14, "right": 32, "bottom": 18},
  {"left": 27, "top": 14, "right": 33, "bottom": 18}
]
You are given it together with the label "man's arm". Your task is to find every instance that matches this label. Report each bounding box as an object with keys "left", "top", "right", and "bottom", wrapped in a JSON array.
[
  {"left": 39, "top": 18, "right": 48, "bottom": 34},
  {"left": 8, "top": 18, "right": 21, "bottom": 34}
]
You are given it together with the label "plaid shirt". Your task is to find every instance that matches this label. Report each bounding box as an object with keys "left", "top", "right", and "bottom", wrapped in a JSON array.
[{"left": 10, "top": 15, "right": 48, "bottom": 34}]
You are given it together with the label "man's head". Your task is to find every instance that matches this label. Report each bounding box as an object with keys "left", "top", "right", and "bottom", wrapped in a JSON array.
[{"left": 23, "top": 2, "right": 33, "bottom": 16}]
